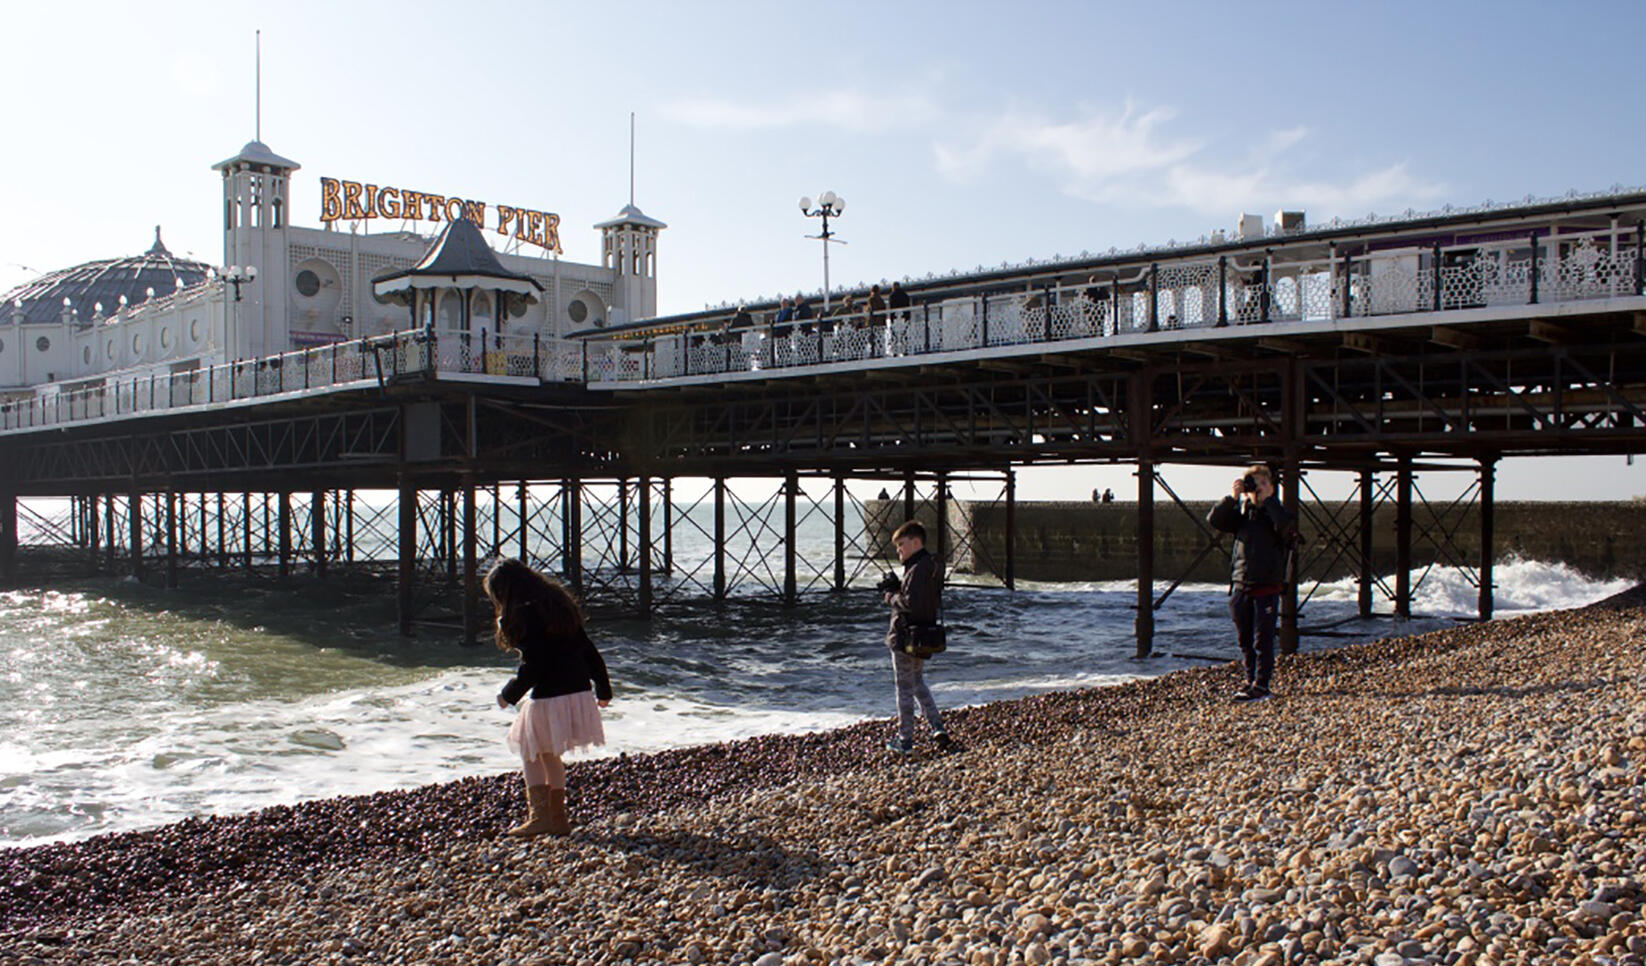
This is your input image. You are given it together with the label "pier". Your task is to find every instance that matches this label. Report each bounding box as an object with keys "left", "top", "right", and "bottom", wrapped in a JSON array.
[{"left": 3, "top": 187, "right": 1645, "bottom": 655}]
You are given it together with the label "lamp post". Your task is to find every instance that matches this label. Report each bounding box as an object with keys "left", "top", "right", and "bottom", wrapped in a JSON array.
[
  {"left": 222, "top": 265, "right": 257, "bottom": 302},
  {"left": 799, "top": 191, "right": 847, "bottom": 312}
]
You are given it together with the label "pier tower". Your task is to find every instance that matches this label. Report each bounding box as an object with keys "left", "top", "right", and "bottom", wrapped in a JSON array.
[
  {"left": 596, "top": 204, "right": 666, "bottom": 326},
  {"left": 213, "top": 139, "right": 300, "bottom": 359}
]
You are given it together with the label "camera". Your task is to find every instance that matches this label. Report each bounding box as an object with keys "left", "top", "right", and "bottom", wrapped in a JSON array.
[
  {"left": 1240, "top": 474, "right": 1259, "bottom": 493},
  {"left": 877, "top": 572, "right": 903, "bottom": 595}
]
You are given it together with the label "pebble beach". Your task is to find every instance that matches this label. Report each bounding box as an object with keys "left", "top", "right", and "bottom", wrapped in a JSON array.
[{"left": 3, "top": 587, "right": 1644, "bottom": 966}]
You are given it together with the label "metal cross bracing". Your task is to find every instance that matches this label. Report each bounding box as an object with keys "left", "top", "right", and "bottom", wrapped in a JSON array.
[{"left": 637, "top": 369, "right": 1135, "bottom": 470}]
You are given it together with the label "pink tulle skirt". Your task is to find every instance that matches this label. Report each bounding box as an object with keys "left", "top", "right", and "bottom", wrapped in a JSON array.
[{"left": 507, "top": 690, "right": 605, "bottom": 760}]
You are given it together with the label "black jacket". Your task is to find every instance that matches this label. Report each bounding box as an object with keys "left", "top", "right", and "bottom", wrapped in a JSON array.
[
  {"left": 886, "top": 548, "right": 941, "bottom": 649},
  {"left": 498, "top": 627, "right": 614, "bottom": 706},
  {"left": 1207, "top": 496, "right": 1298, "bottom": 590}
]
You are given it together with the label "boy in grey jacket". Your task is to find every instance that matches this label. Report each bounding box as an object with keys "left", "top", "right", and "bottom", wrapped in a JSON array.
[{"left": 883, "top": 521, "right": 956, "bottom": 753}]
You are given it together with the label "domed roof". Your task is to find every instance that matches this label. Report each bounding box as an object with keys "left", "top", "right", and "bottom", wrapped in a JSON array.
[{"left": 2, "top": 228, "right": 212, "bottom": 326}]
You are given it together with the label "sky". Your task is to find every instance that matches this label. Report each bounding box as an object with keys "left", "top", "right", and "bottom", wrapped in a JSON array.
[{"left": 2, "top": 0, "right": 1643, "bottom": 501}]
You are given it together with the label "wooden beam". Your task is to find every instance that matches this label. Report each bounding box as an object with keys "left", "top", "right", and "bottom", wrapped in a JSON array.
[
  {"left": 1528, "top": 318, "right": 1576, "bottom": 344},
  {"left": 1257, "top": 336, "right": 1309, "bottom": 355},
  {"left": 1108, "top": 348, "right": 1153, "bottom": 363},
  {"left": 1342, "top": 332, "right": 1386, "bottom": 355},
  {"left": 1181, "top": 342, "right": 1240, "bottom": 360},
  {"left": 977, "top": 360, "right": 1030, "bottom": 375},
  {"left": 1430, "top": 325, "right": 1482, "bottom": 350},
  {"left": 1037, "top": 353, "right": 1087, "bottom": 370}
]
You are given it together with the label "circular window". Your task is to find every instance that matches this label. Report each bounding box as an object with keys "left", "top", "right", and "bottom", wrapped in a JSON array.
[
  {"left": 567, "top": 299, "right": 588, "bottom": 324},
  {"left": 132, "top": 334, "right": 142, "bottom": 354},
  {"left": 105, "top": 340, "right": 115, "bottom": 361},
  {"left": 161, "top": 327, "right": 172, "bottom": 349},
  {"left": 36, "top": 336, "right": 50, "bottom": 352},
  {"left": 295, "top": 269, "right": 321, "bottom": 297},
  {"left": 0, "top": 337, "right": 6, "bottom": 353},
  {"left": 190, "top": 319, "right": 202, "bottom": 341},
  {"left": 83, "top": 346, "right": 91, "bottom": 364}
]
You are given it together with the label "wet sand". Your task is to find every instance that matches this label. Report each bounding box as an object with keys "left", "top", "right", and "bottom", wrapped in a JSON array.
[{"left": 3, "top": 587, "right": 1644, "bottom": 965}]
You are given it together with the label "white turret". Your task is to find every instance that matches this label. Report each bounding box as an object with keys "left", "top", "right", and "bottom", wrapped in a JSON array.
[
  {"left": 213, "top": 140, "right": 299, "bottom": 358},
  {"left": 595, "top": 203, "right": 665, "bottom": 325}
]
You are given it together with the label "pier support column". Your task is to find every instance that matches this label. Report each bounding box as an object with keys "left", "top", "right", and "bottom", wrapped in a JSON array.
[
  {"left": 311, "top": 491, "right": 327, "bottom": 576},
  {"left": 784, "top": 472, "right": 798, "bottom": 607},
  {"left": 1004, "top": 469, "right": 1017, "bottom": 591},
  {"left": 215, "top": 493, "right": 227, "bottom": 570},
  {"left": 344, "top": 490, "right": 355, "bottom": 567},
  {"left": 662, "top": 478, "right": 674, "bottom": 577},
  {"left": 517, "top": 482, "right": 529, "bottom": 564},
  {"left": 490, "top": 483, "right": 501, "bottom": 558},
  {"left": 618, "top": 479, "right": 631, "bottom": 574},
  {"left": 1395, "top": 455, "right": 1413, "bottom": 621},
  {"left": 398, "top": 476, "right": 418, "bottom": 637},
  {"left": 1135, "top": 459, "right": 1155, "bottom": 658},
  {"left": 935, "top": 472, "right": 949, "bottom": 570},
  {"left": 442, "top": 489, "right": 457, "bottom": 582},
  {"left": 104, "top": 492, "right": 116, "bottom": 574},
  {"left": 129, "top": 485, "right": 144, "bottom": 581},
  {"left": 1279, "top": 459, "right": 1301, "bottom": 655},
  {"left": 0, "top": 487, "right": 16, "bottom": 585},
  {"left": 165, "top": 486, "right": 179, "bottom": 589},
  {"left": 462, "top": 477, "right": 478, "bottom": 647},
  {"left": 242, "top": 492, "right": 253, "bottom": 572},
  {"left": 563, "top": 479, "right": 583, "bottom": 595},
  {"left": 833, "top": 476, "right": 846, "bottom": 592},
  {"left": 277, "top": 491, "right": 292, "bottom": 580},
  {"left": 713, "top": 477, "right": 727, "bottom": 600},
  {"left": 1358, "top": 470, "right": 1374, "bottom": 619},
  {"left": 902, "top": 472, "right": 916, "bottom": 526},
  {"left": 637, "top": 476, "right": 653, "bottom": 617},
  {"left": 1479, "top": 455, "right": 1497, "bottom": 622},
  {"left": 87, "top": 494, "right": 101, "bottom": 575}
]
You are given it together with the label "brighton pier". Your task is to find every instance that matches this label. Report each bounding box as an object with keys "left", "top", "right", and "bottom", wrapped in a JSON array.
[{"left": 2, "top": 144, "right": 1643, "bottom": 655}]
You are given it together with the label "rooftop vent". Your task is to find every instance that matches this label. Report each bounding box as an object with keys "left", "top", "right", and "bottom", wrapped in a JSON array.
[
  {"left": 1274, "top": 210, "right": 1306, "bottom": 234},
  {"left": 1237, "top": 213, "right": 1265, "bottom": 241}
]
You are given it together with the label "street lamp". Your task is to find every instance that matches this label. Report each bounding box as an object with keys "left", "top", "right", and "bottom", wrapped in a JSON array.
[
  {"left": 222, "top": 264, "right": 258, "bottom": 302},
  {"left": 799, "top": 191, "right": 847, "bottom": 312}
]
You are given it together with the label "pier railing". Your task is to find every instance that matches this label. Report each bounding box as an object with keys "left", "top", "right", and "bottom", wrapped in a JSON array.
[
  {"left": 0, "top": 330, "right": 582, "bottom": 432},
  {"left": 582, "top": 224, "right": 1644, "bottom": 382}
]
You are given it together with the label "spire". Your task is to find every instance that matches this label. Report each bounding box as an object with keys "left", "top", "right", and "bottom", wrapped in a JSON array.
[
  {"left": 147, "top": 225, "right": 170, "bottom": 257},
  {"left": 255, "top": 29, "right": 262, "bottom": 143},
  {"left": 629, "top": 111, "right": 636, "bottom": 207}
]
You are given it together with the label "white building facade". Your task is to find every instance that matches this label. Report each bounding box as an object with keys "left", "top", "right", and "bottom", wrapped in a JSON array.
[{"left": 0, "top": 139, "right": 663, "bottom": 397}]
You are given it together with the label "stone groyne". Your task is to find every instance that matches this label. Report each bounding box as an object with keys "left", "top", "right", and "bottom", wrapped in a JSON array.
[{"left": 863, "top": 500, "right": 1646, "bottom": 584}]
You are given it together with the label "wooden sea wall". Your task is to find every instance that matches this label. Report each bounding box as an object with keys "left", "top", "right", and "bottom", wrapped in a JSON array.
[{"left": 863, "top": 500, "right": 1646, "bottom": 583}]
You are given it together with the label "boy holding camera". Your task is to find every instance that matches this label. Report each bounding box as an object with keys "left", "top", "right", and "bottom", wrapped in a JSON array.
[
  {"left": 881, "top": 521, "right": 956, "bottom": 754},
  {"left": 1207, "top": 463, "right": 1300, "bottom": 703}
]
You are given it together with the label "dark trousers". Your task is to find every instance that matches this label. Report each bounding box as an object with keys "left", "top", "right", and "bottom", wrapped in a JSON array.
[{"left": 1228, "top": 589, "right": 1279, "bottom": 691}]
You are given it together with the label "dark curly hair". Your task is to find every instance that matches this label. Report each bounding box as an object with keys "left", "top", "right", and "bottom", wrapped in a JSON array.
[{"left": 481, "top": 558, "right": 584, "bottom": 652}]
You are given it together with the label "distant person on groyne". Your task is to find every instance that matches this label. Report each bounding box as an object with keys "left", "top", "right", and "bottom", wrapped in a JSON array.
[
  {"left": 486, "top": 559, "right": 613, "bottom": 838},
  {"left": 881, "top": 521, "right": 956, "bottom": 754},
  {"left": 1208, "top": 464, "right": 1300, "bottom": 703}
]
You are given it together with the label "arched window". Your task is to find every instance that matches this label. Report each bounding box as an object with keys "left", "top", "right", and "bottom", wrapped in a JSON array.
[
  {"left": 439, "top": 290, "right": 464, "bottom": 331},
  {"left": 472, "top": 293, "right": 494, "bottom": 331}
]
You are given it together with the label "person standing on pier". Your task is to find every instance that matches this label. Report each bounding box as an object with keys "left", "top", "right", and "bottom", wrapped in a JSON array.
[
  {"left": 486, "top": 559, "right": 613, "bottom": 838},
  {"left": 882, "top": 521, "right": 956, "bottom": 754},
  {"left": 1208, "top": 464, "right": 1299, "bottom": 702}
]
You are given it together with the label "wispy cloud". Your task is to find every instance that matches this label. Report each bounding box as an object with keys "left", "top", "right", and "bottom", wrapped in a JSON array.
[
  {"left": 665, "top": 88, "right": 941, "bottom": 133},
  {"left": 936, "top": 104, "right": 1445, "bottom": 217},
  {"left": 935, "top": 100, "right": 1200, "bottom": 184}
]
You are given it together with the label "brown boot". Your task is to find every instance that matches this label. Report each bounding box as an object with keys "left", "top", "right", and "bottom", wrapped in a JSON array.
[
  {"left": 506, "top": 785, "right": 556, "bottom": 838},
  {"left": 544, "top": 787, "right": 570, "bottom": 837}
]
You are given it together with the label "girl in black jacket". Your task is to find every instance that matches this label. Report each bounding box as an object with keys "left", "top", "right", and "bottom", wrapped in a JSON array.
[{"left": 484, "top": 558, "right": 613, "bottom": 838}]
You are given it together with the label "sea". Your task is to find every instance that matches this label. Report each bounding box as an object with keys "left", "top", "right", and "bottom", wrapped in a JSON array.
[{"left": 0, "top": 497, "right": 1632, "bottom": 849}]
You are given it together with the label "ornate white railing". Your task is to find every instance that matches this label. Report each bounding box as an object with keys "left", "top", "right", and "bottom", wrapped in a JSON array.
[
  {"left": 3, "top": 225, "right": 1641, "bottom": 429},
  {"left": 592, "top": 225, "right": 1643, "bottom": 383},
  {"left": 0, "top": 330, "right": 581, "bottom": 432}
]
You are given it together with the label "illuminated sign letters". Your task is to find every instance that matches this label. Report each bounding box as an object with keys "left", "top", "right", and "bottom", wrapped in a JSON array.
[{"left": 319, "top": 177, "right": 562, "bottom": 254}]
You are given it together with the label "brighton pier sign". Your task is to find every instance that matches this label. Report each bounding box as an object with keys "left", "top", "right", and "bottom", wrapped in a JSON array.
[{"left": 318, "top": 177, "right": 562, "bottom": 254}]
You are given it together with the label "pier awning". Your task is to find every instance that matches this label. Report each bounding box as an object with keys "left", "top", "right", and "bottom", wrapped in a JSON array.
[{"left": 372, "top": 217, "right": 543, "bottom": 306}]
